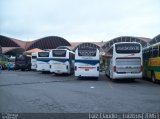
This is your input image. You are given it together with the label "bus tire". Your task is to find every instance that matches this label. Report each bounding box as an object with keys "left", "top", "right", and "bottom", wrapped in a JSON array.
[
  {"left": 130, "top": 79, "right": 135, "bottom": 82},
  {"left": 109, "top": 71, "right": 112, "bottom": 80},
  {"left": 151, "top": 72, "right": 157, "bottom": 83},
  {"left": 94, "top": 77, "right": 99, "bottom": 80}
]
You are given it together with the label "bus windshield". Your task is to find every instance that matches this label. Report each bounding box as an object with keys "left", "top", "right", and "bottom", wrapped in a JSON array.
[
  {"left": 52, "top": 50, "right": 66, "bottom": 57},
  {"left": 38, "top": 52, "right": 49, "bottom": 57},
  {"left": 78, "top": 48, "right": 97, "bottom": 56},
  {"left": 16, "top": 55, "right": 25, "bottom": 61},
  {"left": 32, "top": 56, "right": 37, "bottom": 59},
  {"left": 115, "top": 43, "right": 140, "bottom": 54}
]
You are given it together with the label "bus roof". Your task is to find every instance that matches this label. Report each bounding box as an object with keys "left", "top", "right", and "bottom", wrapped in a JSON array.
[
  {"left": 143, "top": 42, "right": 160, "bottom": 50},
  {"left": 51, "top": 49, "right": 74, "bottom": 53}
]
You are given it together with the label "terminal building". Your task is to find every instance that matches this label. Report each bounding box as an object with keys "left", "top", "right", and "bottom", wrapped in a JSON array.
[
  {"left": 0, "top": 35, "right": 71, "bottom": 56},
  {"left": 0, "top": 34, "right": 159, "bottom": 56}
]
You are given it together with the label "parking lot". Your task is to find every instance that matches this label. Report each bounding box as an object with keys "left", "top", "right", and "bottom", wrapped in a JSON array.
[{"left": 0, "top": 70, "right": 160, "bottom": 113}]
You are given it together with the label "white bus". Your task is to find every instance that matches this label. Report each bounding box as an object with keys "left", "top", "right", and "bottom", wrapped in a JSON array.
[
  {"left": 36, "top": 51, "right": 50, "bottom": 72},
  {"left": 74, "top": 47, "right": 100, "bottom": 78},
  {"left": 49, "top": 49, "right": 75, "bottom": 75},
  {"left": 105, "top": 42, "right": 143, "bottom": 80},
  {"left": 31, "top": 52, "right": 37, "bottom": 70}
]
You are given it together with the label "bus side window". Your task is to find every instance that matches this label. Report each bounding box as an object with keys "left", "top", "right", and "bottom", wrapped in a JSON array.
[
  {"left": 148, "top": 47, "right": 153, "bottom": 58},
  {"left": 143, "top": 49, "right": 146, "bottom": 60},
  {"left": 152, "top": 46, "right": 158, "bottom": 58},
  {"left": 145, "top": 48, "right": 149, "bottom": 60}
]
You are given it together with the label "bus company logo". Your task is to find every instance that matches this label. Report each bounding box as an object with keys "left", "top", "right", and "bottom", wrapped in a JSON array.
[{"left": 149, "top": 60, "right": 160, "bottom": 66}]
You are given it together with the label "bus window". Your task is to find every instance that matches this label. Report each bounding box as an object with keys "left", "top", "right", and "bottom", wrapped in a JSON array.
[
  {"left": 148, "top": 47, "right": 153, "bottom": 58},
  {"left": 152, "top": 46, "right": 158, "bottom": 57},
  {"left": 38, "top": 52, "right": 49, "bottom": 57},
  {"left": 32, "top": 56, "right": 37, "bottom": 59},
  {"left": 52, "top": 50, "right": 66, "bottom": 57},
  {"left": 143, "top": 49, "right": 148, "bottom": 60}
]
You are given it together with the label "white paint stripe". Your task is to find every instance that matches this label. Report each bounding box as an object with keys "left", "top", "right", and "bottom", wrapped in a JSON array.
[{"left": 107, "top": 82, "right": 113, "bottom": 89}]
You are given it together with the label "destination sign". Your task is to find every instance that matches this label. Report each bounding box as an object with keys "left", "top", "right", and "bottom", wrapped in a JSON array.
[
  {"left": 78, "top": 48, "right": 97, "bottom": 56},
  {"left": 116, "top": 43, "right": 140, "bottom": 53}
]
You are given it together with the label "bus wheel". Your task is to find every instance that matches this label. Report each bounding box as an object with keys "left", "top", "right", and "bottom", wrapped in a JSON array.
[
  {"left": 151, "top": 72, "right": 157, "bottom": 83},
  {"left": 109, "top": 71, "right": 112, "bottom": 80}
]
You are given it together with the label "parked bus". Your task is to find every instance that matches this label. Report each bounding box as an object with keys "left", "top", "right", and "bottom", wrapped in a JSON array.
[
  {"left": 15, "top": 54, "right": 31, "bottom": 71},
  {"left": 36, "top": 51, "right": 50, "bottom": 72},
  {"left": 74, "top": 47, "right": 100, "bottom": 78},
  {"left": 105, "top": 42, "right": 143, "bottom": 80},
  {"left": 49, "top": 49, "right": 75, "bottom": 75},
  {"left": 143, "top": 42, "right": 160, "bottom": 83},
  {"left": 31, "top": 52, "right": 37, "bottom": 70}
]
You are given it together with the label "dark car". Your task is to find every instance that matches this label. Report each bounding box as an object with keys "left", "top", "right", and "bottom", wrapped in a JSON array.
[{"left": 15, "top": 55, "right": 31, "bottom": 71}]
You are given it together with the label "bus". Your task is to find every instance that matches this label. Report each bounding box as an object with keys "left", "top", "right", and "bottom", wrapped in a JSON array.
[
  {"left": 36, "top": 51, "right": 50, "bottom": 72},
  {"left": 105, "top": 42, "right": 143, "bottom": 80},
  {"left": 49, "top": 49, "right": 75, "bottom": 75},
  {"left": 15, "top": 54, "right": 31, "bottom": 71},
  {"left": 74, "top": 47, "right": 100, "bottom": 78},
  {"left": 143, "top": 42, "right": 160, "bottom": 83},
  {"left": 31, "top": 52, "right": 37, "bottom": 70}
]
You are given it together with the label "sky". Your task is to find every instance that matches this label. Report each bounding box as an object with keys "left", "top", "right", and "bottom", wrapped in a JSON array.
[{"left": 0, "top": 0, "right": 160, "bottom": 42}]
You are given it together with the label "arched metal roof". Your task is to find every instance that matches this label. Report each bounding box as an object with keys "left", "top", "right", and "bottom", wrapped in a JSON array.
[
  {"left": 0, "top": 35, "right": 21, "bottom": 47},
  {"left": 73, "top": 42, "right": 100, "bottom": 51},
  {"left": 3, "top": 47, "right": 25, "bottom": 56},
  {"left": 149, "top": 34, "right": 160, "bottom": 45},
  {"left": 101, "top": 36, "right": 150, "bottom": 51},
  {"left": 0, "top": 35, "right": 27, "bottom": 48},
  {"left": 26, "top": 36, "right": 71, "bottom": 50}
]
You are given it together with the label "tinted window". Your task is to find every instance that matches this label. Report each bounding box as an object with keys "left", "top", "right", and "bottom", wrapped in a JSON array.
[
  {"left": 152, "top": 46, "right": 158, "bottom": 57},
  {"left": 32, "top": 56, "right": 37, "bottom": 59},
  {"left": 38, "top": 52, "right": 49, "bottom": 57},
  {"left": 16, "top": 55, "right": 25, "bottom": 60},
  {"left": 78, "top": 48, "right": 97, "bottom": 56},
  {"left": 148, "top": 47, "right": 153, "bottom": 58},
  {"left": 52, "top": 50, "right": 66, "bottom": 57},
  {"left": 116, "top": 43, "right": 140, "bottom": 53}
]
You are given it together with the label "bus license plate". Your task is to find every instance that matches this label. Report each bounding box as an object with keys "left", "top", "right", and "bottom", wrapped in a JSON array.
[{"left": 85, "top": 69, "right": 89, "bottom": 71}]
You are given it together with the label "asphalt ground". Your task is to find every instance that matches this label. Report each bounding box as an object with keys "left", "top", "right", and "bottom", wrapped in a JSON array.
[{"left": 0, "top": 70, "right": 160, "bottom": 114}]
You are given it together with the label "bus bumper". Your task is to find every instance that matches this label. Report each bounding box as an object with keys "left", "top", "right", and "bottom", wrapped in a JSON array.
[
  {"left": 75, "top": 71, "right": 99, "bottom": 77},
  {"left": 113, "top": 72, "right": 142, "bottom": 79}
]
